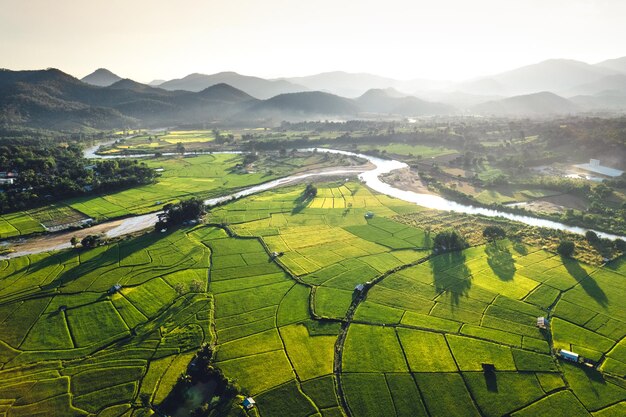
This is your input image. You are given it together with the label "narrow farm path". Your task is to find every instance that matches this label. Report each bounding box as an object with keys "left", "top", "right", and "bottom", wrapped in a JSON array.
[{"left": 332, "top": 253, "right": 433, "bottom": 417}]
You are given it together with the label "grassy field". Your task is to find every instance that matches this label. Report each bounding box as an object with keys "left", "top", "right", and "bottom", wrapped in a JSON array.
[
  {"left": 0, "top": 211, "right": 45, "bottom": 239},
  {"left": 0, "top": 179, "right": 625, "bottom": 416},
  {"left": 1, "top": 151, "right": 356, "bottom": 241}
]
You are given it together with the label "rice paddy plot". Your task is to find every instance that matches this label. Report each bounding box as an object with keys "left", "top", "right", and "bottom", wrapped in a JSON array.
[
  {"left": 414, "top": 373, "right": 482, "bottom": 417},
  {"left": 0, "top": 211, "right": 44, "bottom": 239},
  {"left": 463, "top": 372, "right": 545, "bottom": 417},
  {"left": 396, "top": 328, "right": 457, "bottom": 372},
  {"left": 343, "top": 324, "right": 408, "bottom": 373},
  {"left": 301, "top": 375, "right": 341, "bottom": 409},
  {"left": 511, "top": 390, "right": 591, "bottom": 417},
  {"left": 342, "top": 373, "right": 396, "bottom": 417},
  {"left": 65, "top": 301, "right": 130, "bottom": 348},
  {"left": 446, "top": 335, "right": 517, "bottom": 371},
  {"left": 280, "top": 323, "right": 335, "bottom": 380},
  {"left": 28, "top": 204, "right": 90, "bottom": 230},
  {"left": 551, "top": 317, "right": 615, "bottom": 355},
  {"left": 215, "top": 350, "right": 295, "bottom": 395},
  {"left": 561, "top": 362, "right": 626, "bottom": 411},
  {"left": 385, "top": 373, "right": 428, "bottom": 417},
  {"left": 254, "top": 380, "right": 318, "bottom": 417}
]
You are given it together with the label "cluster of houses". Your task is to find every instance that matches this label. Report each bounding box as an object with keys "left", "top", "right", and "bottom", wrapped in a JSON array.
[{"left": 0, "top": 171, "right": 18, "bottom": 187}]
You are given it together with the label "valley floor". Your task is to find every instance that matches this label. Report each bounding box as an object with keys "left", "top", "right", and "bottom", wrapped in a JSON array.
[{"left": 0, "top": 180, "right": 625, "bottom": 416}]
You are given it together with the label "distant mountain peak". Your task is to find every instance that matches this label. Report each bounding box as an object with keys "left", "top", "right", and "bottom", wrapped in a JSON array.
[
  {"left": 148, "top": 79, "right": 166, "bottom": 86},
  {"left": 359, "top": 87, "right": 406, "bottom": 99},
  {"left": 82, "top": 68, "right": 122, "bottom": 87},
  {"left": 198, "top": 83, "right": 255, "bottom": 101},
  {"left": 157, "top": 72, "right": 307, "bottom": 99},
  {"left": 595, "top": 56, "right": 626, "bottom": 74},
  {"left": 107, "top": 78, "right": 153, "bottom": 91},
  {"left": 472, "top": 91, "right": 580, "bottom": 116}
]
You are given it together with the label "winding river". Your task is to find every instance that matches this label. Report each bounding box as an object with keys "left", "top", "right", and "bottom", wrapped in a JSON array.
[{"left": 1, "top": 146, "right": 621, "bottom": 259}]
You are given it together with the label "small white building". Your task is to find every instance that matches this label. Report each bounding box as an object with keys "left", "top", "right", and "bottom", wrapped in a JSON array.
[
  {"left": 242, "top": 397, "right": 256, "bottom": 409},
  {"left": 536, "top": 317, "right": 547, "bottom": 329},
  {"left": 574, "top": 159, "right": 624, "bottom": 178},
  {"left": 354, "top": 284, "right": 365, "bottom": 292},
  {"left": 558, "top": 349, "right": 579, "bottom": 363},
  {"left": 108, "top": 283, "right": 122, "bottom": 295}
]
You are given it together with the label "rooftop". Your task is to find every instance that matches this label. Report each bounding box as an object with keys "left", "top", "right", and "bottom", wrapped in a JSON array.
[{"left": 574, "top": 160, "right": 624, "bottom": 178}]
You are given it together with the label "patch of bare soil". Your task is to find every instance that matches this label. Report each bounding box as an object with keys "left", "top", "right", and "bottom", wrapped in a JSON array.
[
  {"left": 380, "top": 167, "right": 434, "bottom": 194},
  {"left": 441, "top": 167, "right": 469, "bottom": 177},
  {"left": 513, "top": 200, "right": 565, "bottom": 215},
  {"left": 2, "top": 217, "right": 132, "bottom": 258},
  {"left": 540, "top": 193, "right": 588, "bottom": 211},
  {"left": 448, "top": 181, "right": 481, "bottom": 195}
]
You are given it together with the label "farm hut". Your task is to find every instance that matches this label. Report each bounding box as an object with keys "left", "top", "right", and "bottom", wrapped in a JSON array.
[
  {"left": 364, "top": 211, "right": 374, "bottom": 219},
  {"left": 536, "top": 317, "right": 547, "bottom": 329},
  {"left": 558, "top": 349, "right": 579, "bottom": 363},
  {"left": 354, "top": 284, "right": 365, "bottom": 292},
  {"left": 482, "top": 363, "right": 496, "bottom": 373},
  {"left": 242, "top": 397, "right": 256, "bottom": 409},
  {"left": 108, "top": 284, "right": 122, "bottom": 295}
]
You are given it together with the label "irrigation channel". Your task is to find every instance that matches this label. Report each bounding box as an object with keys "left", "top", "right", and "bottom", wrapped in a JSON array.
[{"left": 1, "top": 146, "right": 622, "bottom": 259}]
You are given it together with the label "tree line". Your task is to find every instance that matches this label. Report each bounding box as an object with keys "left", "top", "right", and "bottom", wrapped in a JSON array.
[{"left": 0, "top": 139, "right": 156, "bottom": 213}]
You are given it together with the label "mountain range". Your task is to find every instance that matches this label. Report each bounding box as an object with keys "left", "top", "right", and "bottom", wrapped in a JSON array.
[
  {"left": 2, "top": 57, "right": 626, "bottom": 130},
  {"left": 154, "top": 72, "right": 308, "bottom": 99},
  {"left": 1, "top": 69, "right": 453, "bottom": 129},
  {"left": 103, "top": 57, "right": 625, "bottom": 99}
]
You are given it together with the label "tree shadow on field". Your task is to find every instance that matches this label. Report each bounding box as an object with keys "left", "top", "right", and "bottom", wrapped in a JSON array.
[
  {"left": 0, "top": 249, "right": 82, "bottom": 302},
  {"left": 562, "top": 257, "right": 608, "bottom": 308},
  {"left": 431, "top": 250, "right": 471, "bottom": 306},
  {"left": 511, "top": 241, "right": 528, "bottom": 256},
  {"left": 484, "top": 372, "right": 498, "bottom": 392},
  {"left": 36, "top": 232, "right": 161, "bottom": 293},
  {"left": 485, "top": 241, "right": 516, "bottom": 281},
  {"left": 291, "top": 193, "right": 314, "bottom": 215},
  {"left": 39, "top": 244, "right": 121, "bottom": 292},
  {"left": 423, "top": 229, "right": 432, "bottom": 249}
]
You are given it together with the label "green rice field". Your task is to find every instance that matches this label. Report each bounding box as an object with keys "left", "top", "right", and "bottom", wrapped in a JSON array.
[
  {"left": 0, "top": 180, "right": 625, "bottom": 416},
  {"left": 0, "top": 151, "right": 349, "bottom": 239}
]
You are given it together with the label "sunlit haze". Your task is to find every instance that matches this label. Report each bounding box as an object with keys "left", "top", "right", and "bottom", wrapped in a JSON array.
[{"left": 1, "top": 0, "right": 626, "bottom": 81}]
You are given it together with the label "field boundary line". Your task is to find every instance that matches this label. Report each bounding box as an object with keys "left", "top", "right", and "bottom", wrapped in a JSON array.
[
  {"left": 333, "top": 253, "right": 434, "bottom": 417},
  {"left": 15, "top": 296, "right": 53, "bottom": 350},
  {"left": 393, "top": 327, "right": 433, "bottom": 417}
]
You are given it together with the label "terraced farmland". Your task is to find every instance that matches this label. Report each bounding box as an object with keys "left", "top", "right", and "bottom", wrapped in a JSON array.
[{"left": 0, "top": 181, "right": 625, "bottom": 416}]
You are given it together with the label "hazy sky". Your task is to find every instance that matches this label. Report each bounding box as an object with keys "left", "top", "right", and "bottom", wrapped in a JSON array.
[{"left": 1, "top": 0, "right": 625, "bottom": 82}]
